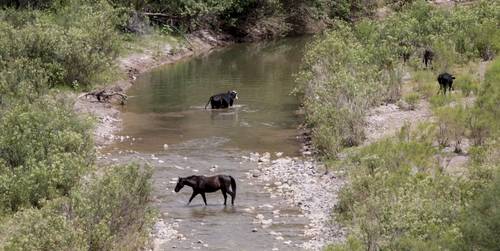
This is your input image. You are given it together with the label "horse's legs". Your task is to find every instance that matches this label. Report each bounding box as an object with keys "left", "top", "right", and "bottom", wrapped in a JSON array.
[
  {"left": 201, "top": 193, "right": 207, "bottom": 206},
  {"left": 221, "top": 190, "right": 227, "bottom": 205},
  {"left": 226, "top": 191, "right": 235, "bottom": 205},
  {"left": 188, "top": 192, "right": 198, "bottom": 205}
]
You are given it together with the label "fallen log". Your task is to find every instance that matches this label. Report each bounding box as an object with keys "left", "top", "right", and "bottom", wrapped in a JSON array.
[{"left": 80, "top": 89, "right": 127, "bottom": 105}]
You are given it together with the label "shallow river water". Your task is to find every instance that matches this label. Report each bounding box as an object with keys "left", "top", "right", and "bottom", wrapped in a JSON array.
[{"left": 104, "top": 36, "right": 316, "bottom": 250}]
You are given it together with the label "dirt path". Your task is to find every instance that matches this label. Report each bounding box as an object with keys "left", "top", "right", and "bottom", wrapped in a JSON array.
[{"left": 364, "top": 100, "right": 432, "bottom": 145}]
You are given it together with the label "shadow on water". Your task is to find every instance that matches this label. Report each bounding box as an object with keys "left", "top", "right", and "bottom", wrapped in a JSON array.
[{"left": 104, "top": 36, "right": 313, "bottom": 250}]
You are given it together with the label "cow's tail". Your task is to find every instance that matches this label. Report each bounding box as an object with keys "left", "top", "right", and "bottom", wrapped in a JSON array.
[
  {"left": 205, "top": 97, "right": 211, "bottom": 109},
  {"left": 230, "top": 176, "right": 237, "bottom": 200}
]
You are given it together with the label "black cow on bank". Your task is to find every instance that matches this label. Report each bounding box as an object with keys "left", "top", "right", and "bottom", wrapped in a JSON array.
[
  {"left": 205, "top": 90, "right": 238, "bottom": 109},
  {"left": 437, "top": 72, "right": 455, "bottom": 95},
  {"left": 423, "top": 49, "right": 434, "bottom": 69}
]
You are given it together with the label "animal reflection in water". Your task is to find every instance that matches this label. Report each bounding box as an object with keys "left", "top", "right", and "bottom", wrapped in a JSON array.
[
  {"left": 205, "top": 90, "right": 238, "bottom": 109},
  {"left": 175, "top": 175, "right": 237, "bottom": 206}
]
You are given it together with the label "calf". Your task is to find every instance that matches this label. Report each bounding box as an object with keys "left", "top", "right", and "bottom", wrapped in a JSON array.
[{"left": 437, "top": 72, "right": 455, "bottom": 95}]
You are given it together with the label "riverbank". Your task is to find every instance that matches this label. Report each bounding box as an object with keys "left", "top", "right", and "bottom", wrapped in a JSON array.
[{"left": 74, "top": 30, "right": 232, "bottom": 147}]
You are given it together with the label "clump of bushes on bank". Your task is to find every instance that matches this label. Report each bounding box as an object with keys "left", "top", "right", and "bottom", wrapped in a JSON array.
[
  {"left": 0, "top": 0, "right": 120, "bottom": 90},
  {"left": 327, "top": 44, "right": 500, "bottom": 251},
  {"left": 296, "top": 0, "right": 499, "bottom": 157},
  {"left": 0, "top": 0, "right": 155, "bottom": 248},
  {"left": 0, "top": 165, "right": 154, "bottom": 250}
]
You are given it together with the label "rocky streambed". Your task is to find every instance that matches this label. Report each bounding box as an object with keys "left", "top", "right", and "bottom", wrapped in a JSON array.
[{"left": 245, "top": 153, "right": 346, "bottom": 249}]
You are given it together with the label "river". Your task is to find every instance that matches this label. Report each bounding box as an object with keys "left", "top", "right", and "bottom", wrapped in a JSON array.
[{"left": 103, "top": 36, "right": 317, "bottom": 250}]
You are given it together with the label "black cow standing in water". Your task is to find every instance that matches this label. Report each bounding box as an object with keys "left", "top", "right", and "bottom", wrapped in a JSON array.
[
  {"left": 423, "top": 49, "right": 434, "bottom": 68},
  {"left": 205, "top": 90, "right": 238, "bottom": 109},
  {"left": 437, "top": 72, "right": 455, "bottom": 95}
]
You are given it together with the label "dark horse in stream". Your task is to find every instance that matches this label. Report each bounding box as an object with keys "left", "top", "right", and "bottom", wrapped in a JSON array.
[{"left": 174, "top": 175, "right": 237, "bottom": 206}]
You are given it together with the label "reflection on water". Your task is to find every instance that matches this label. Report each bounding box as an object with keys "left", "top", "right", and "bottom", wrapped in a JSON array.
[{"left": 112, "top": 36, "right": 311, "bottom": 155}]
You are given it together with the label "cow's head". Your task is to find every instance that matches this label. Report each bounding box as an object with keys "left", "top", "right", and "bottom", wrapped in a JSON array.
[{"left": 228, "top": 90, "right": 238, "bottom": 100}]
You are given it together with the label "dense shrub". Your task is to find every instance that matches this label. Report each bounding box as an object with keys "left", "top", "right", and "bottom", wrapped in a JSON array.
[
  {"left": 434, "top": 105, "right": 467, "bottom": 151},
  {"left": 70, "top": 164, "right": 155, "bottom": 250},
  {"left": 0, "top": 165, "right": 154, "bottom": 250},
  {"left": 454, "top": 73, "right": 479, "bottom": 97},
  {"left": 0, "top": 97, "right": 93, "bottom": 212},
  {"left": 460, "top": 166, "right": 500, "bottom": 251},
  {"left": 0, "top": 199, "right": 84, "bottom": 251},
  {"left": 475, "top": 58, "right": 500, "bottom": 136},
  {"left": 297, "top": 0, "right": 499, "bottom": 156},
  {"left": 296, "top": 21, "right": 402, "bottom": 156},
  {"left": 333, "top": 136, "right": 469, "bottom": 250},
  {"left": 0, "top": 0, "right": 120, "bottom": 89}
]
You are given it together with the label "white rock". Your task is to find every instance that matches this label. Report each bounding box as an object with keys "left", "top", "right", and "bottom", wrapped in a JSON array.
[
  {"left": 258, "top": 204, "right": 273, "bottom": 209},
  {"left": 163, "top": 144, "right": 169, "bottom": 150}
]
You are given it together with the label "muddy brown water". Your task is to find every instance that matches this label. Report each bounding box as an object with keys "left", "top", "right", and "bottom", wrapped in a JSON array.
[{"left": 104, "top": 36, "right": 313, "bottom": 250}]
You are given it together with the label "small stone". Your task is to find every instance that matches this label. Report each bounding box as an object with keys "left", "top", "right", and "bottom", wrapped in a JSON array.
[
  {"left": 163, "top": 144, "right": 169, "bottom": 150},
  {"left": 259, "top": 204, "right": 273, "bottom": 209},
  {"left": 251, "top": 228, "right": 258, "bottom": 232},
  {"left": 196, "top": 240, "right": 204, "bottom": 244},
  {"left": 202, "top": 244, "right": 208, "bottom": 248}
]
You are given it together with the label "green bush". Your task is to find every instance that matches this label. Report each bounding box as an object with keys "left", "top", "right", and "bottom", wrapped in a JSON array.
[
  {"left": 0, "top": 97, "right": 93, "bottom": 212},
  {"left": 71, "top": 164, "right": 155, "bottom": 250},
  {"left": 0, "top": 164, "right": 154, "bottom": 250},
  {"left": 403, "top": 92, "right": 420, "bottom": 110},
  {"left": 434, "top": 106, "right": 467, "bottom": 151},
  {"left": 412, "top": 70, "right": 437, "bottom": 98},
  {"left": 460, "top": 166, "right": 500, "bottom": 250},
  {"left": 454, "top": 73, "right": 479, "bottom": 97},
  {"left": 333, "top": 136, "right": 469, "bottom": 250},
  {"left": 475, "top": 58, "right": 500, "bottom": 137},
  {"left": 295, "top": 22, "right": 400, "bottom": 156},
  {"left": 0, "top": 0, "right": 120, "bottom": 89},
  {"left": 0, "top": 199, "right": 84, "bottom": 251}
]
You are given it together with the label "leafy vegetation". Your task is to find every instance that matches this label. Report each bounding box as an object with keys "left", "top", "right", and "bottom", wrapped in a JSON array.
[
  {"left": 327, "top": 56, "right": 500, "bottom": 249},
  {"left": 0, "top": 165, "right": 154, "bottom": 250},
  {"left": 296, "top": 0, "right": 500, "bottom": 250},
  {"left": 296, "top": 0, "right": 499, "bottom": 157},
  {"left": 0, "top": 0, "right": 154, "bottom": 248}
]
